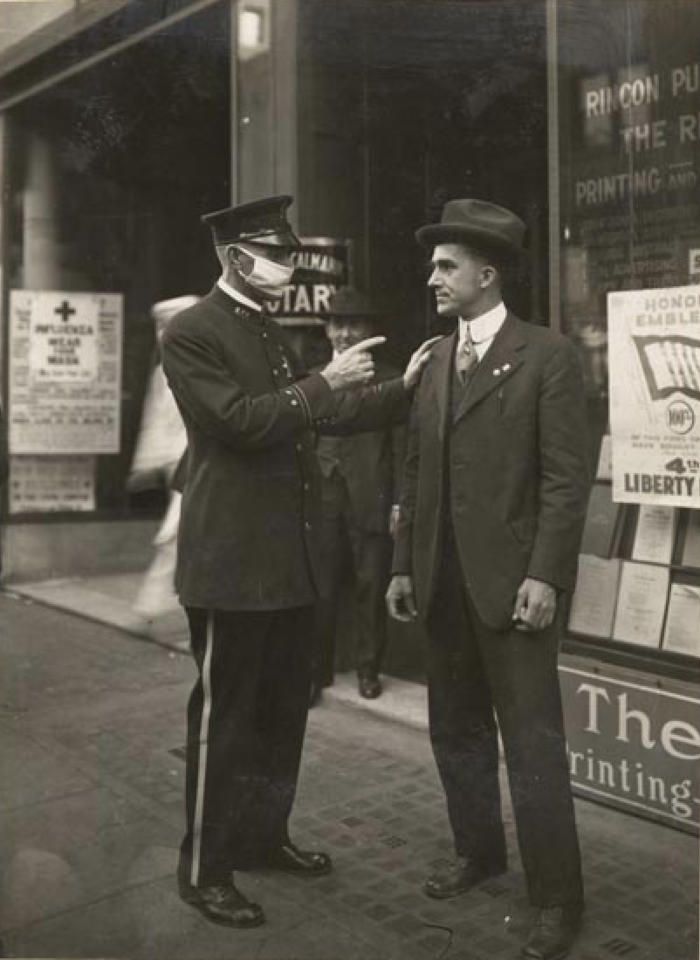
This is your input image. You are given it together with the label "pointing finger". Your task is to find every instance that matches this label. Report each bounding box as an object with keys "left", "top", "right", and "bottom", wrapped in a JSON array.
[{"left": 344, "top": 336, "right": 386, "bottom": 355}]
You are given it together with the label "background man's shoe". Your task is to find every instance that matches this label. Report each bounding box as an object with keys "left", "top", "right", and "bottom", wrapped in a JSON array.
[
  {"left": 424, "top": 857, "right": 506, "bottom": 899},
  {"left": 309, "top": 681, "right": 323, "bottom": 708},
  {"left": 521, "top": 904, "right": 583, "bottom": 960},
  {"left": 269, "top": 843, "right": 332, "bottom": 877},
  {"left": 358, "top": 673, "right": 382, "bottom": 699},
  {"left": 178, "top": 880, "right": 265, "bottom": 927}
]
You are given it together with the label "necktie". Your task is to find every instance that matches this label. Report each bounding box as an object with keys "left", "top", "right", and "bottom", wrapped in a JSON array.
[{"left": 455, "top": 324, "right": 478, "bottom": 384}]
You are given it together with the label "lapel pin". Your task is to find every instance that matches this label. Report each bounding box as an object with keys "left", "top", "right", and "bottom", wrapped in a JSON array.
[
  {"left": 493, "top": 368, "right": 502, "bottom": 376},
  {"left": 503, "top": 362, "right": 511, "bottom": 372}
]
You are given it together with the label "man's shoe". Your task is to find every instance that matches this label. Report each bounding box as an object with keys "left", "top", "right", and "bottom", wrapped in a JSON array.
[
  {"left": 423, "top": 857, "right": 506, "bottom": 900},
  {"left": 178, "top": 880, "right": 265, "bottom": 928},
  {"left": 269, "top": 842, "right": 332, "bottom": 877},
  {"left": 521, "top": 904, "right": 584, "bottom": 960},
  {"left": 309, "top": 680, "right": 323, "bottom": 708},
  {"left": 358, "top": 673, "right": 382, "bottom": 699}
]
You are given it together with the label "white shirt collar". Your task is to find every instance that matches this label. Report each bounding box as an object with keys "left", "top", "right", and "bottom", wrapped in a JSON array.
[
  {"left": 217, "top": 277, "right": 263, "bottom": 313},
  {"left": 459, "top": 301, "right": 507, "bottom": 344}
]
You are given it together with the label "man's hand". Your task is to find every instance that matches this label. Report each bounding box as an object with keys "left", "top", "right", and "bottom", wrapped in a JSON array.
[
  {"left": 403, "top": 336, "right": 443, "bottom": 389},
  {"left": 386, "top": 574, "right": 418, "bottom": 622},
  {"left": 321, "top": 336, "right": 386, "bottom": 391},
  {"left": 512, "top": 577, "right": 557, "bottom": 632},
  {"left": 389, "top": 504, "right": 401, "bottom": 539}
]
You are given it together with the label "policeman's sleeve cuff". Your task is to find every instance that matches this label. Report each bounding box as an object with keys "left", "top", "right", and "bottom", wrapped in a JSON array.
[{"left": 288, "top": 373, "right": 336, "bottom": 426}]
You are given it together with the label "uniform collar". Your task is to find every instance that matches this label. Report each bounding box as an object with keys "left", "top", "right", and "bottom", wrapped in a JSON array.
[
  {"left": 217, "top": 277, "right": 264, "bottom": 313},
  {"left": 459, "top": 300, "right": 506, "bottom": 344}
]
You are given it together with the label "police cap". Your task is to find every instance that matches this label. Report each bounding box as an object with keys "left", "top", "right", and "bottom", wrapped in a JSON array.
[{"left": 201, "top": 195, "right": 300, "bottom": 248}]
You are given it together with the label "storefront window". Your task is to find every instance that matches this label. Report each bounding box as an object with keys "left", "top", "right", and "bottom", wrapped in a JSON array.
[
  {"left": 2, "top": 2, "right": 231, "bottom": 519},
  {"left": 557, "top": 0, "right": 700, "bottom": 667}
]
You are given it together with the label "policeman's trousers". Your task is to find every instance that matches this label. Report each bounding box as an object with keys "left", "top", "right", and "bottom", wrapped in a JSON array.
[{"left": 178, "top": 605, "right": 313, "bottom": 888}]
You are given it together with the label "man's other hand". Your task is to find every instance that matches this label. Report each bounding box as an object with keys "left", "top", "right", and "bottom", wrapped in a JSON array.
[
  {"left": 389, "top": 504, "right": 400, "bottom": 539},
  {"left": 512, "top": 577, "right": 557, "bottom": 632},
  {"left": 403, "top": 336, "right": 443, "bottom": 390},
  {"left": 321, "top": 336, "right": 386, "bottom": 391},
  {"left": 386, "top": 575, "right": 418, "bottom": 622}
]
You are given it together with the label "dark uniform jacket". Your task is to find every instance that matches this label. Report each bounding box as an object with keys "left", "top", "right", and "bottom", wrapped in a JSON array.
[
  {"left": 392, "top": 312, "right": 591, "bottom": 630},
  {"left": 315, "top": 361, "right": 406, "bottom": 533},
  {"left": 162, "top": 285, "right": 409, "bottom": 611}
]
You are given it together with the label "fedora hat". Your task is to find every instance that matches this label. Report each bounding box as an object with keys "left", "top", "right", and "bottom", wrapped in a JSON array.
[
  {"left": 327, "top": 286, "right": 379, "bottom": 319},
  {"left": 416, "top": 199, "right": 525, "bottom": 258}
]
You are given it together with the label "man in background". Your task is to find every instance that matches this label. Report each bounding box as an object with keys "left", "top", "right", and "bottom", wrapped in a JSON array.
[{"left": 312, "top": 288, "right": 405, "bottom": 702}]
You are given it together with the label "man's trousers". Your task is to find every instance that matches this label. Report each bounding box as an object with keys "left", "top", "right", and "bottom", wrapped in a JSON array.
[
  {"left": 425, "top": 526, "right": 583, "bottom": 908},
  {"left": 178, "top": 605, "right": 313, "bottom": 888},
  {"left": 314, "top": 474, "right": 391, "bottom": 684}
]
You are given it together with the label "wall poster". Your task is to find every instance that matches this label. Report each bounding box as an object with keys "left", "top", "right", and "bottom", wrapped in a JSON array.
[
  {"left": 608, "top": 285, "right": 700, "bottom": 506},
  {"left": 8, "top": 290, "right": 123, "bottom": 454},
  {"left": 8, "top": 456, "right": 96, "bottom": 514}
]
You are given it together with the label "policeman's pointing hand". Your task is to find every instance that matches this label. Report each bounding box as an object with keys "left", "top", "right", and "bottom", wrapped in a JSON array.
[{"left": 321, "top": 336, "right": 386, "bottom": 391}]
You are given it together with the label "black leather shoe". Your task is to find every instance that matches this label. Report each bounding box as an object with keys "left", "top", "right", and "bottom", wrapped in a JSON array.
[
  {"left": 358, "top": 673, "right": 382, "bottom": 699},
  {"left": 269, "top": 843, "right": 332, "bottom": 877},
  {"left": 423, "top": 857, "right": 506, "bottom": 899},
  {"left": 309, "top": 680, "right": 323, "bottom": 708},
  {"left": 521, "top": 904, "right": 584, "bottom": 960},
  {"left": 178, "top": 880, "right": 265, "bottom": 928}
]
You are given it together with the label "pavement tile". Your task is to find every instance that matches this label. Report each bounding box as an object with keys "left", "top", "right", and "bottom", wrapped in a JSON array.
[{"left": 1, "top": 595, "right": 697, "bottom": 960}]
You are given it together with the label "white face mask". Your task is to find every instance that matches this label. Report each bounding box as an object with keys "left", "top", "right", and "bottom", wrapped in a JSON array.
[{"left": 236, "top": 246, "right": 295, "bottom": 298}]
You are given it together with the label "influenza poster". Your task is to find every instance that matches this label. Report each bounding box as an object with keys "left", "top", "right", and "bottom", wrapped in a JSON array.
[
  {"left": 608, "top": 284, "right": 700, "bottom": 507},
  {"left": 8, "top": 290, "right": 123, "bottom": 455}
]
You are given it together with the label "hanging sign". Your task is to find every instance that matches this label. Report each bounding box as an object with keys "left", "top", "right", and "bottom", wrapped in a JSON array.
[
  {"left": 8, "top": 290, "right": 123, "bottom": 454},
  {"left": 560, "top": 660, "right": 700, "bottom": 834},
  {"left": 608, "top": 284, "right": 700, "bottom": 507},
  {"left": 266, "top": 237, "right": 350, "bottom": 325}
]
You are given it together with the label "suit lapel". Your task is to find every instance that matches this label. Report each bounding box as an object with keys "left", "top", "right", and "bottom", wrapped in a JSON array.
[
  {"left": 428, "top": 331, "right": 457, "bottom": 441},
  {"left": 453, "top": 313, "right": 527, "bottom": 424}
]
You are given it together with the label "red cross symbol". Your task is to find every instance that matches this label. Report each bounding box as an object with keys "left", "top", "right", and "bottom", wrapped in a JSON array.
[{"left": 54, "top": 300, "right": 76, "bottom": 322}]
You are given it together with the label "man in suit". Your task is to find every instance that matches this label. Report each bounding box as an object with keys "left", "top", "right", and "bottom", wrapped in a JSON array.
[
  {"left": 162, "top": 195, "right": 435, "bottom": 930},
  {"left": 312, "top": 287, "right": 406, "bottom": 702},
  {"left": 387, "top": 199, "right": 590, "bottom": 960}
]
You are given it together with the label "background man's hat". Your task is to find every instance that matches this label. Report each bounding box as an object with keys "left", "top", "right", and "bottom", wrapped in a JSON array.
[
  {"left": 201, "top": 195, "right": 300, "bottom": 248},
  {"left": 416, "top": 199, "right": 525, "bottom": 258},
  {"left": 327, "top": 286, "right": 379, "bottom": 319}
]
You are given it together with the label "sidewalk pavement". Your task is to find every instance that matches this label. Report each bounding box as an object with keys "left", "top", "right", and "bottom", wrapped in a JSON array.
[{"left": 0, "top": 583, "right": 698, "bottom": 960}]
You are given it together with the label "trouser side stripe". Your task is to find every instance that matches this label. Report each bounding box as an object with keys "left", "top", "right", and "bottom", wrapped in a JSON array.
[{"left": 191, "top": 610, "right": 215, "bottom": 887}]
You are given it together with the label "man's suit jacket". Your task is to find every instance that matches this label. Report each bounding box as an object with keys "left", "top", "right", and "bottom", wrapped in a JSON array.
[
  {"left": 316, "top": 361, "right": 406, "bottom": 533},
  {"left": 162, "top": 285, "right": 409, "bottom": 611},
  {"left": 392, "top": 312, "right": 591, "bottom": 631}
]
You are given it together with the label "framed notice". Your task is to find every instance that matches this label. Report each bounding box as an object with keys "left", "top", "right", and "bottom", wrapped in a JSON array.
[
  {"left": 631, "top": 505, "right": 677, "bottom": 566},
  {"left": 612, "top": 561, "right": 670, "bottom": 648},
  {"left": 8, "top": 456, "right": 96, "bottom": 514},
  {"left": 569, "top": 555, "right": 622, "bottom": 639},
  {"left": 580, "top": 482, "right": 621, "bottom": 558},
  {"left": 8, "top": 290, "right": 123, "bottom": 454},
  {"left": 663, "top": 583, "right": 700, "bottom": 657},
  {"left": 682, "top": 511, "right": 700, "bottom": 569},
  {"left": 608, "top": 285, "right": 700, "bottom": 509}
]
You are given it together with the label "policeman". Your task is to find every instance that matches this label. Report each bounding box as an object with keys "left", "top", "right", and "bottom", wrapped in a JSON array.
[{"left": 162, "top": 195, "right": 436, "bottom": 929}]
